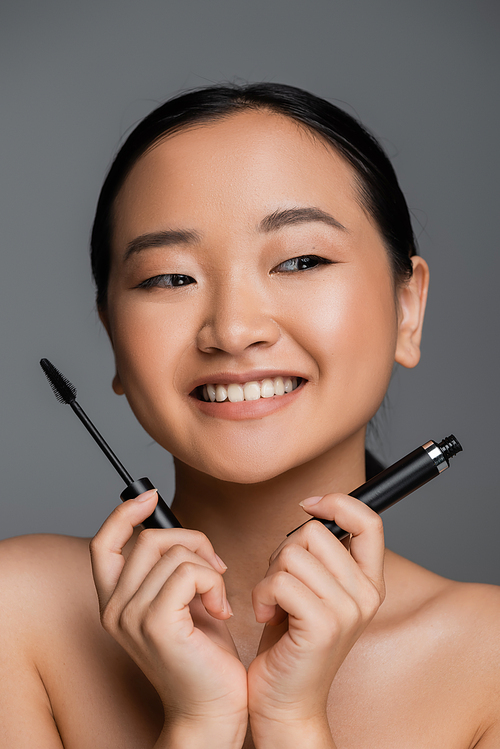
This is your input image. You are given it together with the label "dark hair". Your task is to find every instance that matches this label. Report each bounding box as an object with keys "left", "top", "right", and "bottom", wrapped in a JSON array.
[{"left": 90, "top": 82, "right": 417, "bottom": 309}]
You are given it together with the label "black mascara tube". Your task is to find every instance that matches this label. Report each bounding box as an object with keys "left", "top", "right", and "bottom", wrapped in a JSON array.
[
  {"left": 288, "top": 435, "right": 462, "bottom": 539},
  {"left": 120, "top": 478, "right": 181, "bottom": 530}
]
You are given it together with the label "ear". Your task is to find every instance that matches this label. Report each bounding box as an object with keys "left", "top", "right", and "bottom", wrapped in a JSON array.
[
  {"left": 394, "top": 256, "right": 430, "bottom": 369},
  {"left": 111, "top": 372, "right": 125, "bottom": 395},
  {"left": 98, "top": 306, "right": 125, "bottom": 395}
]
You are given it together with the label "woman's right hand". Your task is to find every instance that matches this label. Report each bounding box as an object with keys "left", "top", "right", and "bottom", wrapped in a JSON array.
[{"left": 89, "top": 490, "right": 248, "bottom": 746}]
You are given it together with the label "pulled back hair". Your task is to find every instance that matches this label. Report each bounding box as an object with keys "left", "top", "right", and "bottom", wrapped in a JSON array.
[{"left": 90, "top": 82, "right": 417, "bottom": 310}]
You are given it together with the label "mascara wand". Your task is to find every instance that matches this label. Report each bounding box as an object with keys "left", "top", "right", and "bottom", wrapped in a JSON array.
[{"left": 40, "top": 358, "right": 181, "bottom": 530}]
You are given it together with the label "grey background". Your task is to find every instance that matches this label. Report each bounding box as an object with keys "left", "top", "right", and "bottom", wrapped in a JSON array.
[{"left": 1, "top": 0, "right": 499, "bottom": 584}]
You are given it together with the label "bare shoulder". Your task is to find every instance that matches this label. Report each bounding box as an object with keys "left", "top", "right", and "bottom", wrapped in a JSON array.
[
  {"left": 0, "top": 533, "right": 95, "bottom": 609},
  {"left": 0, "top": 534, "right": 97, "bottom": 746},
  {"left": 384, "top": 547, "right": 500, "bottom": 635},
  {"left": 381, "top": 549, "right": 500, "bottom": 741},
  {"left": 0, "top": 532, "right": 100, "bottom": 653},
  {"left": 0, "top": 531, "right": 92, "bottom": 567},
  {"left": 434, "top": 572, "right": 500, "bottom": 681},
  {"left": 383, "top": 548, "right": 500, "bottom": 649},
  {"left": 0, "top": 533, "right": 164, "bottom": 747},
  {"left": 0, "top": 532, "right": 103, "bottom": 642}
]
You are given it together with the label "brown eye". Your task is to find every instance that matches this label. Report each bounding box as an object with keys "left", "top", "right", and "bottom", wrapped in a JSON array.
[
  {"left": 137, "top": 274, "right": 195, "bottom": 289},
  {"left": 273, "top": 255, "right": 332, "bottom": 272}
]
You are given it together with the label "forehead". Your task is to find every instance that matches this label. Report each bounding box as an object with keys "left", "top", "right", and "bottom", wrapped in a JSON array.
[{"left": 112, "top": 110, "right": 369, "bottom": 246}]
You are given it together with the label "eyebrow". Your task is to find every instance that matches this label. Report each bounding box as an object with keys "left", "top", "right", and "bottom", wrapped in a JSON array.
[
  {"left": 258, "top": 207, "right": 347, "bottom": 233},
  {"left": 123, "top": 206, "right": 347, "bottom": 261},
  {"left": 124, "top": 228, "right": 202, "bottom": 261}
]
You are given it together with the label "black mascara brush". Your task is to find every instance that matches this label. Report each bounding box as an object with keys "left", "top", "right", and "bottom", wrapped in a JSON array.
[{"left": 40, "top": 358, "right": 181, "bottom": 530}]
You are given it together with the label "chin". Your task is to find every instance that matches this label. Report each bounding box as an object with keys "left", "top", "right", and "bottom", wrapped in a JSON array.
[
  {"left": 208, "top": 465, "right": 285, "bottom": 485},
  {"left": 171, "top": 444, "right": 301, "bottom": 485},
  {"left": 179, "top": 438, "right": 335, "bottom": 486}
]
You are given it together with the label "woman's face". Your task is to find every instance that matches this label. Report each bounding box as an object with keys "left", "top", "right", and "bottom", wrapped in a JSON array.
[{"left": 104, "top": 111, "right": 405, "bottom": 483}]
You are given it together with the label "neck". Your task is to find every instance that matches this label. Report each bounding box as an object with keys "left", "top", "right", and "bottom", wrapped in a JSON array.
[{"left": 170, "top": 430, "right": 367, "bottom": 595}]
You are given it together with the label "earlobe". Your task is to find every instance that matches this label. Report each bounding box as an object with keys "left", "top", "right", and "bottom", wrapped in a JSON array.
[
  {"left": 112, "top": 373, "right": 124, "bottom": 395},
  {"left": 394, "top": 256, "right": 430, "bottom": 369}
]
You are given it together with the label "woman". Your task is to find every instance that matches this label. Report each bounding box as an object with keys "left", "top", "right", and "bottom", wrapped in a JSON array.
[{"left": 1, "top": 83, "right": 499, "bottom": 748}]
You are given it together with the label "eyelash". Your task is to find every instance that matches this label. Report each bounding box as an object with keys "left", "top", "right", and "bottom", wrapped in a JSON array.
[
  {"left": 273, "top": 255, "right": 332, "bottom": 273},
  {"left": 135, "top": 255, "right": 332, "bottom": 289},
  {"left": 137, "top": 274, "right": 194, "bottom": 289}
]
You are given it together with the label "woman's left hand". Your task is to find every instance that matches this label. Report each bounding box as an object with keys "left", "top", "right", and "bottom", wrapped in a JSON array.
[{"left": 247, "top": 493, "right": 386, "bottom": 746}]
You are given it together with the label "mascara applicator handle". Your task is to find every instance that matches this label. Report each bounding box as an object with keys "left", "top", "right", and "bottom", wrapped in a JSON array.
[
  {"left": 120, "top": 477, "right": 182, "bottom": 529},
  {"left": 287, "top": 434, "right": 463, "bottom": 540}
]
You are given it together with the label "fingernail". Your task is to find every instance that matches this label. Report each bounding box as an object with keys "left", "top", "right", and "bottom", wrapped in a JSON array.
[
  {"left": 299, "top": 495, "right": 323, "bottom": 508},
  {"left": 214, "top": 553, "right": 227, "bottom": 570},
  {"left": 135, "top": 488, "right": 157, "bottom": 502},
  {"left": 225, "top": 599, "right": 234, "bottom": 616}
]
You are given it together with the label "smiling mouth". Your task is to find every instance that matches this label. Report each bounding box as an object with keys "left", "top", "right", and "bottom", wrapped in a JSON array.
[{"left": 193, "top": 376, "right": 303, "bottom": 403}]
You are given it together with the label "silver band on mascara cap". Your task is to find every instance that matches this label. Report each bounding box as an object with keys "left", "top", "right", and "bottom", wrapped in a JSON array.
[{"left": 423, "top": 440, "right": 448, "bottom": 473}]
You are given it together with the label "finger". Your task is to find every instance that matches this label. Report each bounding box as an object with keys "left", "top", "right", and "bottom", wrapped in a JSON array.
[
  {"left": 89, "top": 490, "right": 159, "bottom": 608},
  {"left": 111, "top": 527, "right": 226, "bottom": 608},
  {"left": 295, "top": 493, "right": 385, "bottom": 593},
  {"left": 188, "top": 595, "right": 239, "bottom": 656},
  {"left": 113, "top": 546, "right": 232, "bottom": 625},
  {"left": 252, "top": 571, "right": 324, "bottom": 628},
  {"left": 266, "top": 537, "right": 364, "bottom": 608},
  {"left": 90, "top": 493, "right": 227, "bottom": 611},
  {"left": 264, "top": 530, "right": 378, "bottom": 627},
  {"left": 145, "top": 562, "right": 233, "bottom": 638},
  {"left": 252, "top": 571, "right": 357, "bottom": 642}
]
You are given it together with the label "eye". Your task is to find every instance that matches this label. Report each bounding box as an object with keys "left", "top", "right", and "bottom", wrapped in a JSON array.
[
  {"left": 136, "top": 273, "right": 195, "bottom": 289},
  {"left": 272, "top": 255, "right": 332, "bottom": 273}
]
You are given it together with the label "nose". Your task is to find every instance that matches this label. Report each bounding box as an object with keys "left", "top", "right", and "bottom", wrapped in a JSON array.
[{"left": 196, "top": 277, "right": 281, "bottom": 356}]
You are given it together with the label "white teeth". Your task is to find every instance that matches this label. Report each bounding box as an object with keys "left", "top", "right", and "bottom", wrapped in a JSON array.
[
  {"left": 261, "top": 378, "right": 275, "bottom": 398},
  {"left": 274, "top": 376, "right": 285, "bottom": 395},
  {"left": 243, "top": 381, "right": 261, "bottom": 401},
  {"left": 200, "top": 377, "right": 301, "bottom": 402},
  {"left": 227, "top": 383, "right": 244, "bottom": 403},
  {"left": 215, "top": 384, "right": 227, "bottom": 402}
]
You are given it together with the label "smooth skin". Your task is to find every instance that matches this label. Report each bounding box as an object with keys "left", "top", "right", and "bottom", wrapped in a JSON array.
[{"left": 1, "top": 111, "right": 500, "bottom": 748}]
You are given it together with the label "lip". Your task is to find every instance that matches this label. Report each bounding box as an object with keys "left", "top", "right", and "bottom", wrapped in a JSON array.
[
  {"left": 189, "top": 377, "right": 306, "bottom": 420},
  {"left": 188, "top": 369, "right": 309, "bottom": 392}
]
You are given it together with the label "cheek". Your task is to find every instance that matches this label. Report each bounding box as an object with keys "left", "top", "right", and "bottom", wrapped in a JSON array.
[
  {"left": 293, "top": 270, "right": 398, "bottom": 403},
  {"left": 106, "top": 298, "right": 191, "bottom": 432}
]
